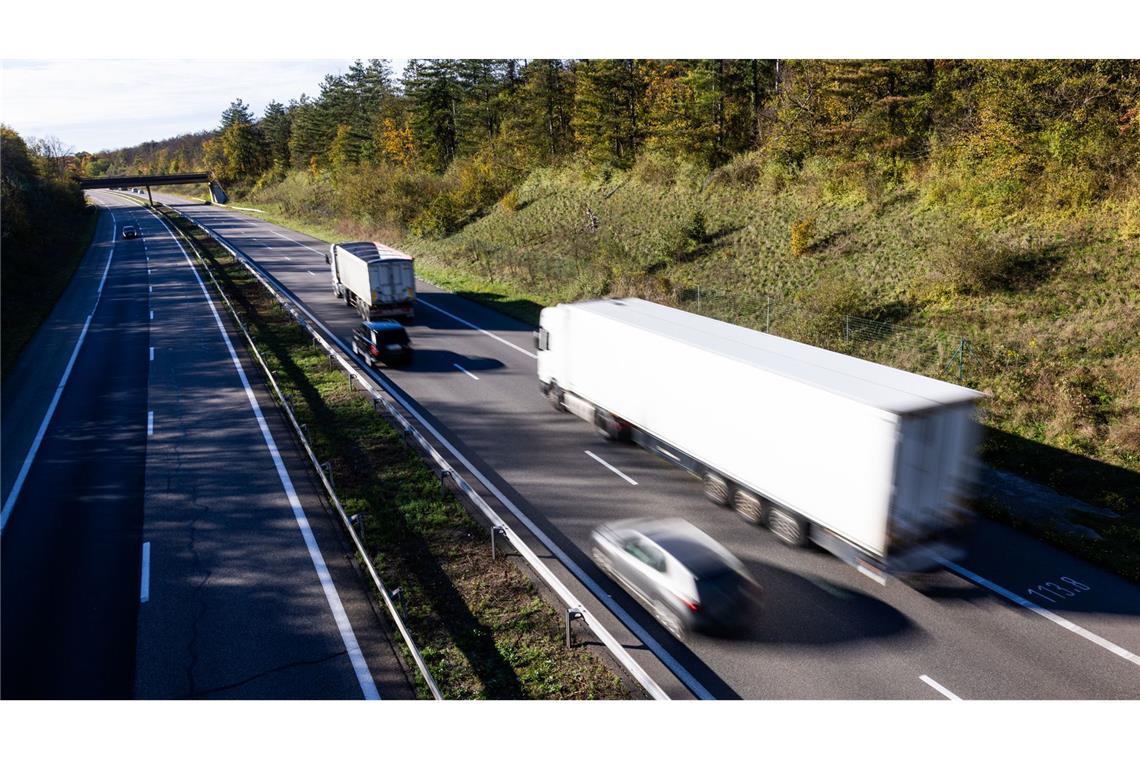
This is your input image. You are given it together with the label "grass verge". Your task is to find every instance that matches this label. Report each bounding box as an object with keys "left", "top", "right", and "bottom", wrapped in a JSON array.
[
  {"left": 154, "top": 203, "right": 630, "bottom": 700},
  {"left": 1, "top": 206, "right": 98, "bottom": 378}
]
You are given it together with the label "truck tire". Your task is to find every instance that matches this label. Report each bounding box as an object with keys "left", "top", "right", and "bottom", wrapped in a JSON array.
[
  {"left": 733, "top": 488, "right": 765, "bottom": 525},
  {"left": 594, "top": 409, "right": 629, "bottom": 442},
  {"left": 703, "top": 471, "right": 731, "bottom": 507},
  {"left": 545, "top": 382, "right": 566, "bottom": 412},
  {"left": 768, "top": 506, "right": 809, "bottom": 547}
]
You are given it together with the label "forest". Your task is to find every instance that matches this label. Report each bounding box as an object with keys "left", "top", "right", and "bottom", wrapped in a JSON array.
[{"left": 1, "top": 126, "right": 93, "bottom": 374}]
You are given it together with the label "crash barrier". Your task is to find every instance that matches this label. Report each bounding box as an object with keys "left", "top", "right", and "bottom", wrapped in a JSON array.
[
  {"left": 166, "top": 206, "right": 672, "bottom": 701},
  {"left": 146, "top": 202, "right": 443, "bottom": 700}
]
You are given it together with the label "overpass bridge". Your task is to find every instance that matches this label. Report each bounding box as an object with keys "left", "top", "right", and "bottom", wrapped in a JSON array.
[{"left": 77, "top": 172, "right": 227, "bottom": 206}]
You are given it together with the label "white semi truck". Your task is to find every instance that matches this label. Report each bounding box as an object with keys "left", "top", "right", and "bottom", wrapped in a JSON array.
[
  {"left": 329, "top": 241, "right": 416, "bottom": 320},
  {"left": 536, "top": 297, "right": 983, "bottom": 579}
]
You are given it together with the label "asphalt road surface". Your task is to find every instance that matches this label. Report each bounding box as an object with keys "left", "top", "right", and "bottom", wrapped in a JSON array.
[
  {"left": 1, "top": 192, "right": 411, "bottom": 699},
  {"left": 153, "top": 191, "right": 1140, "bottom": 699}
]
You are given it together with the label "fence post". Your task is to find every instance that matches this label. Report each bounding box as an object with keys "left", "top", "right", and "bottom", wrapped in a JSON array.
[
  {"left": 958, "top": 338, "right": 968, "bottom": 382},
  {"left": 696, "top": 285, "right": 701, "bottom": 312},
  {"left": 765, "top": 295, "right": 771, "bottom": 333},
  {"left": 845, "top": 315, "right": 850, "bottom": 341}
]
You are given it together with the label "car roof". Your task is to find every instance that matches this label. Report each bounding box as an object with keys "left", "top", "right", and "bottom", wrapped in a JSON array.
[
  {"left": 362, "top": 320, "right": 405, "bottom": 331},
  {"left": 612, "top": 518, "right": 740, "bottom": 576}
]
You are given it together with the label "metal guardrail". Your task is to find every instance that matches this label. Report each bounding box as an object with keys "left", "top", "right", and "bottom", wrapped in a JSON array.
[
  {"left": 142, "top": 200, "right": 444, "bottom": 700},
  {"left": 168, "top": 204, "right": 672, "bottom": 701}
]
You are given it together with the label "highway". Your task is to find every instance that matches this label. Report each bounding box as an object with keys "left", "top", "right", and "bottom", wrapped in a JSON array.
[
  {"left": 153, "top": 191, "right": 1140, "bottom": 699},
  {"left": 1, "top": 192, "right": 411, "bottom": 698}
]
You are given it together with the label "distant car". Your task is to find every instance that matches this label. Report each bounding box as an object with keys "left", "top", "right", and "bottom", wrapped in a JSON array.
[
  {"left": 121, "top": 225, "right": 139, "bottom": 239},
  {"left": 352, "top": 320, "right": 413, "bottom": 367},
  {"left": 591, "top": 517, "right": 762, "bottom": 640}
]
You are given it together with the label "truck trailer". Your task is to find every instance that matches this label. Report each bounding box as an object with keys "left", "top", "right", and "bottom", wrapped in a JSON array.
[
  {"left": 536, "top": 298, "right": 983, "bottom": 579},
  {"left": 329, "top": 241, "right": 416, "bottom": 320}
]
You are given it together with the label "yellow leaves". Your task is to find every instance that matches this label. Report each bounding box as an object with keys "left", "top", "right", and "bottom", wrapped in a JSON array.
[{"left": 379, "top": 118, "right": 417, "bottom": 171}]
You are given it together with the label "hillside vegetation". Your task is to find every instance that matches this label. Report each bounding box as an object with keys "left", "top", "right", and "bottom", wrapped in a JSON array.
[
  {"left": 93, "top": 60, "right": 1140, "bottom": 513},
  {"left": 1, "top": 126, "right": 95, "bottom": 375}
]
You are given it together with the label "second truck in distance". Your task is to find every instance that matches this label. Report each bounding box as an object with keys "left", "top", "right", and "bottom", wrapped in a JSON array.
[{"left": 329, "top": 241, "right": 416, "bottom": 321}]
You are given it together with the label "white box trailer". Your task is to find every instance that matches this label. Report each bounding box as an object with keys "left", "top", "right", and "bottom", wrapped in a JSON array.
[
  {"left": 536, "top": 298, "right": 983, "bottom": 578},
  {"left": 329, "top": 242, "right": 416, "bottom": 320}
]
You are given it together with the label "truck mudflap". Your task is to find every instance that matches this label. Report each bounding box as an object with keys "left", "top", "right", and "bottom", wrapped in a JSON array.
[
  {"left": 886, "top": 539, "right": 965, "bottom": 575},
  {"left": 812, "top": 527, "right": 965, "bottom": 584},
  {"left": 368, "top": 303, "right": 415, "bottom": 320}
]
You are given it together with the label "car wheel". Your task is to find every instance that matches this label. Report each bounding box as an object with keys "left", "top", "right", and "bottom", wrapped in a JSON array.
[
  {"left": 703, "top": 471, "right": 730, "bottom": 507},
  {"left": 768, "top": 507, "right": 809, "bottom": 547},
  {"left": 653, "top": 600, "right": 686, "bottom": 642},
  {"left": 733, "top": 488, "right": 765, "bottom": 525},
  {"left": 591, "top": 547, "right": 614, "bottom": 577}
]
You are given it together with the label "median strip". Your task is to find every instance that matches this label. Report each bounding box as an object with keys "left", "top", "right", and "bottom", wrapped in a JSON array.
[{"left": 154, "top": 203, "right": 631, "bottom": 700}]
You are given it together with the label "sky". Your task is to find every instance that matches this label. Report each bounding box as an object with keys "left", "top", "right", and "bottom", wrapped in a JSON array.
[{"left": 0, "top": 59, "right": 371, "bottom": 153}]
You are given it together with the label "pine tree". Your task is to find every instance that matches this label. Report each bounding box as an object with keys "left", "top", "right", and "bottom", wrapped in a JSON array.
[
  {"left": 261, "top": 100, "right": 292, "bottom": 171},
  {"left": 404, "top": 59, "right": 463, "bottom": 172},
  {"left": 571, "top": 59, "right": 646, "bottom": 168}
]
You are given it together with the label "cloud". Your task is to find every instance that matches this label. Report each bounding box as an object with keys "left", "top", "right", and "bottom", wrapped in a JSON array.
[{"left": 1, "top": 59, "right": 354, "bottom": 152}]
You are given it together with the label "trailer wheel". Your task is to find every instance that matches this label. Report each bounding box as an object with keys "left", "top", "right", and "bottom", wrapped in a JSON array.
[
  {"left": 594, "top": 409, "right": 629, "bottom": 442},
  {"left": 546, "top": 382, "right": 566, "bottom": 412},
  {"left": 733, "top": 489, "right": 765, "bottom": 525},
  {"left": 703, "top": 472, "right": 731, "bottom": 507},
  {"left": 768, "top": 507, "right": 809, "bottom": 547}
]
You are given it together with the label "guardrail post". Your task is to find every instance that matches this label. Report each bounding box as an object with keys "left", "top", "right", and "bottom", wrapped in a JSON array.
[
  {"left": 349, "top": 513, "right": 365, "bottom": 542},
  {"left": 439, "top": 469, "right": 452, "bottom": 496},
  {"left": 321, "top": 461, "right": 334, "bottom": 491},
  {"left": 491, "top": 525, "right": 506, "bottom": 560},
  {"left": 391, "top": 588, "right": 407, "bottom": 620},
  {"left": 565, "top": 606, "right": 585, "bottom": 648}
]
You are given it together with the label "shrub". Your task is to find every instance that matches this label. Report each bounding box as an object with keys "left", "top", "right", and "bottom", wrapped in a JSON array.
[
  {"left": 411, "top": 193, "right": 463, "bottom": 239},
  {"left": 498, "top": 188, "right": 520, "bottom": 214},
  {"left": 793, "top": 274, "right": 867, "bottom": 347},
  {"left": 682, "top": 209, "right": 708, "bottom": 245},
  {"left": 790, "top": 216, "right": 816, "bottom": 257}
]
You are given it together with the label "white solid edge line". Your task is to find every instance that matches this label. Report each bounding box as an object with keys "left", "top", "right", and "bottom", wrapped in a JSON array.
[
  {"left": 938, "top": 557, "right": 1140, "bottom": 667},
  {"left": 140, "top": 542, "right": 151, "bottom": 603},
  {"left": 268, "top": 228, "right": 326, "bottom": 256},
  {"left": 179, "top": 203, "right": 712, "bottom": 699},
  {"left": 417, "top": 299, "right": 538, "bottom": 359},
  {"left": 919, "top": 674, "right": 961, "bottom": 701},
  {"left": 453, "top": 363, "right": 479, "bottom": 380},
  {"left": 1, "top": 208, "right": 116, "bottom": 533},
  {"left": 585, "top": 450, "right": 638, "bottom": 485},
  {"left": 149, "top": 207, "right": 381, "bottom": 700}
]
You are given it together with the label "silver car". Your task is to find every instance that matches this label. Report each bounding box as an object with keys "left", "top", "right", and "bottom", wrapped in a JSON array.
[{"left": 591, "top": 518, "right": 762, "bottom": 640}]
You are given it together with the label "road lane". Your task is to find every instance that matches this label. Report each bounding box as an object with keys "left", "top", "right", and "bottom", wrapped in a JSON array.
[
  {"left": 157, "top": 194, "right": 1140, "bottom": 699},
  {"left": 1, "top": 192, "right": 412, "bottom": 699},
  {"left": 115, "top": 193, "right": 409, "bottom": 698},
  {"left": 1, "top": 198, "right": 148, "bottom": 698}
]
